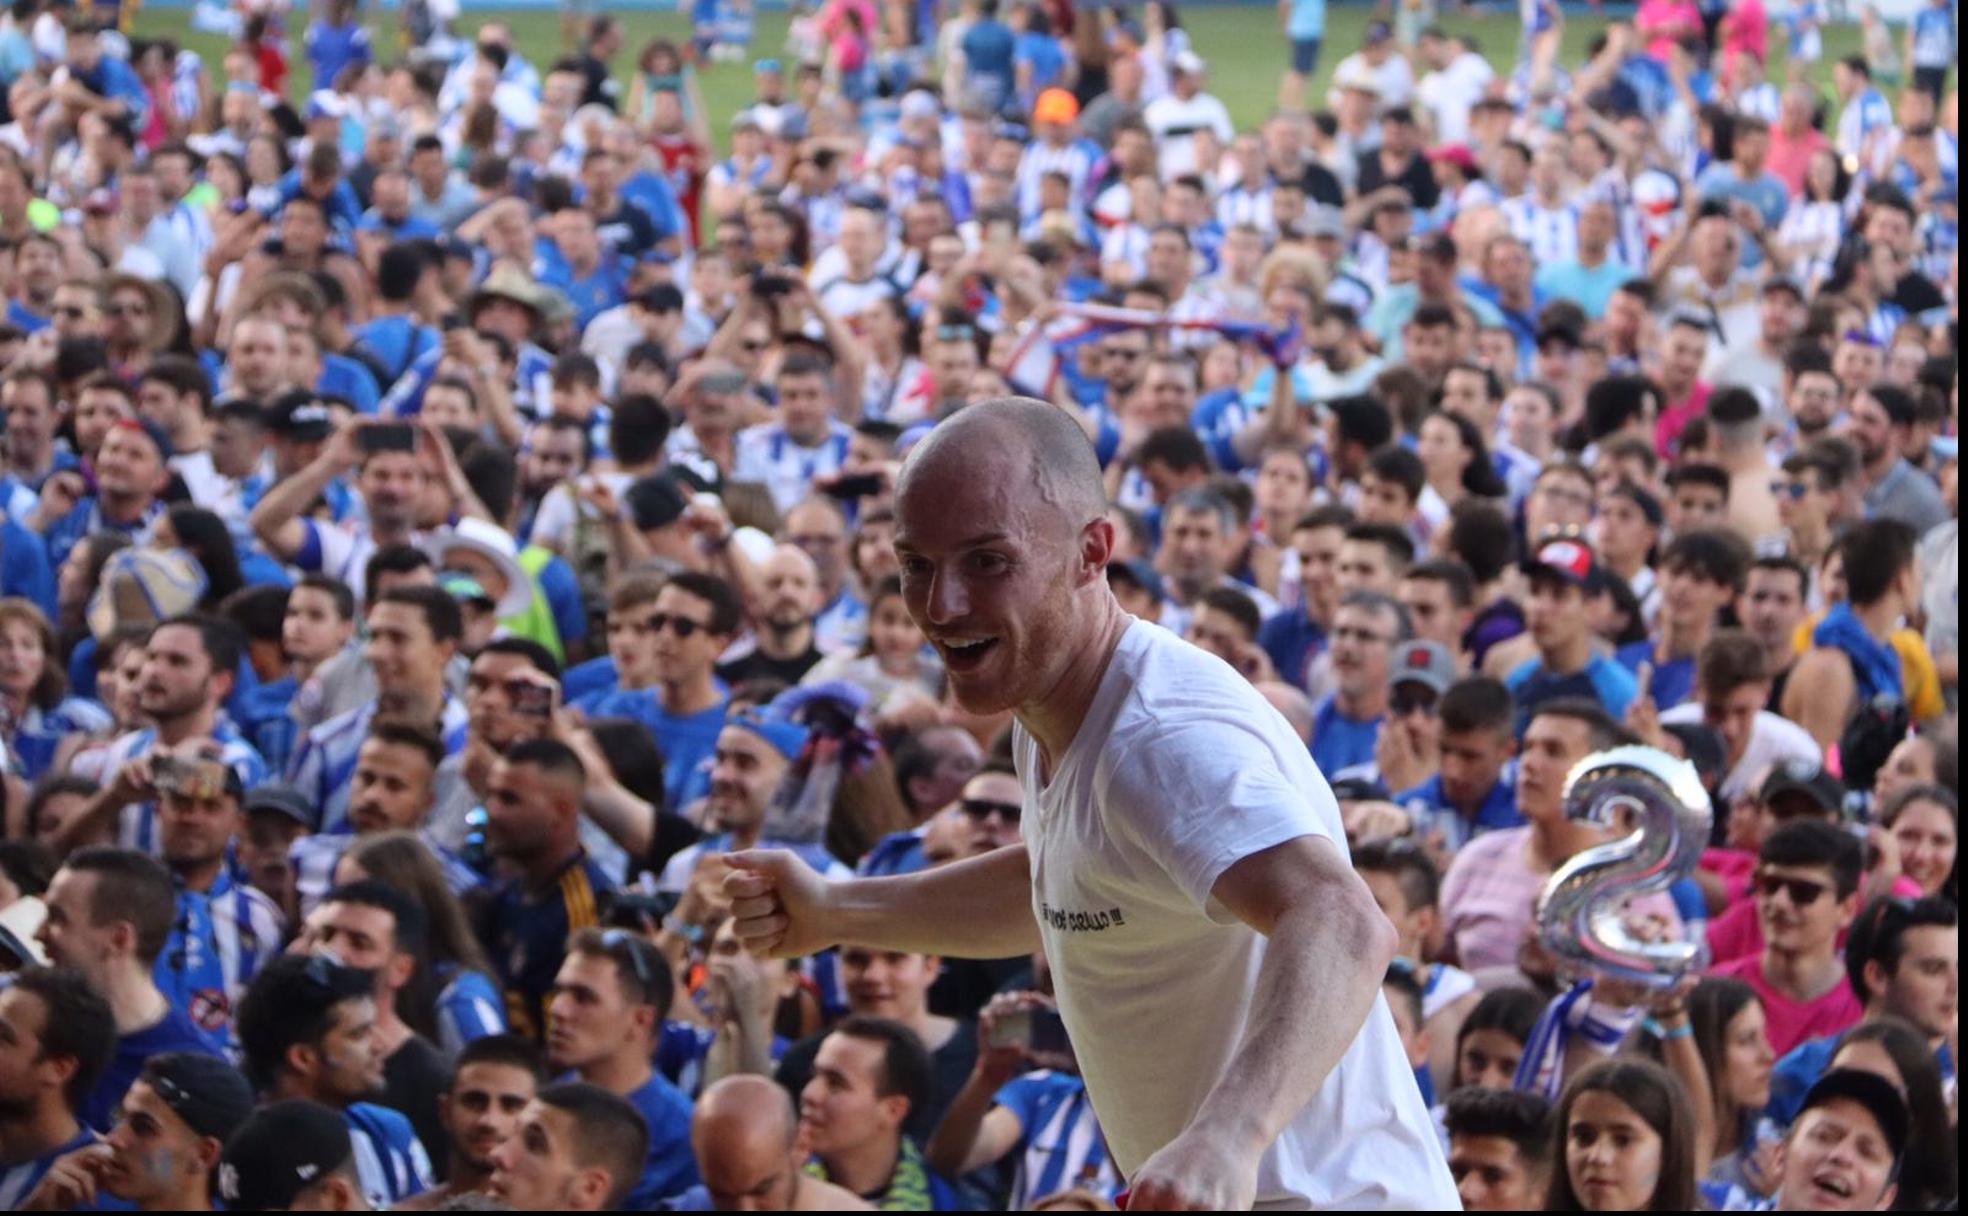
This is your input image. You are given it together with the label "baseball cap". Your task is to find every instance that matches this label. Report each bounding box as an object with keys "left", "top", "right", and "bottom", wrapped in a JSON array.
[
  {"left": 625, "top": 471, "right": 689, "bottom": 531},
  {"left": 421, "top": 516, "right": 534, "bottom": 618},
  {"left": 1106, "top": 558, "right": 1165, "bottom": 603},
  {"left": 1796, "top": 1069, "right": 1909, "bottom": 1162},
  {"left": 438, "top": 571, "right": 494, "bottom": 607},
  {"left": 219, "top": 1100, "right": 354, "bottom": 1211},
  {"left": 1171, "top": 49, "right": 1206, "bottom": 76},
  {"left": 729, "top": 706, "right": 811, "bottom": 762},
  {"left": 1365, "top": 18, "right": 1394, "bottom": 42},
  {"left": 1758, "top": 758, "right": 1846, "bottom": 817},
  {"left": 1520, "top": 535, "right": 1602, "bottom": 593},
  {"left": 112, "top": 416, "right": 175, "bottom": 463},
  {"left": 1033, "top": 87, "right": 1079, "bottom": 125},
  {"left": 1426, "top": 143, "right": 1479, "bottom": 173},
  {"left": 145, "top": 1053, "right": 256, "bottom": 1143},
  {"left": 1391, "top": 640, "right": 1457, "bottom": 695},
  {"left": 264, "top": 390, "right": 336, "bottom": 442},
  {"left": 730, "top": 107, "right": 762, "bottom": 132},
  {"left": 243, "top": 783, "right": 315, "bottom": 829}
]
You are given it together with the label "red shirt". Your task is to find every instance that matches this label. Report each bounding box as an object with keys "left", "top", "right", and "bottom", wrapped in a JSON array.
[
  {"left": 253, "top": 42, "right": 288, "bottom": 100},
  {"left": 1713, "top": 954, "right": 1864, "bottom": 1056},
  {"left": 651, "top": 133, "right": 706, "bottom": 249},
  {"left": 1655, "top": 381, "right": 1711, "bottom": 457}
]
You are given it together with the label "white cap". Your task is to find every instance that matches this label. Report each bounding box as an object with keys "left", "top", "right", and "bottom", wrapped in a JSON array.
[
  {"left": 1172, "top": 49, "right": 1206, "bottom": 76},
  {"left": 421, "top": 517, "right": 535, "bottom": 619}
]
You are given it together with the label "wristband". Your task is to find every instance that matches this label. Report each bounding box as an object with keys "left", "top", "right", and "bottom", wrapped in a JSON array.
[{"left": 1644, "top": 1016, "right": 1694, "bottom": 1041}]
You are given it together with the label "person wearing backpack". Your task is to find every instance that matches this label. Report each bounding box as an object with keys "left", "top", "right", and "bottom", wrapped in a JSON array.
[{"left": 1781, "top": 519, "right": 1934, "bottom": 794}]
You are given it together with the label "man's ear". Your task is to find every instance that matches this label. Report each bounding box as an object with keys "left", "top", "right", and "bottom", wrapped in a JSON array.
[
  {"left": 877, "top": 1092, "right": 912, "bottom": 1132},
  {"left": 571, "top": 1166, "right": 614, "bottom": 1212}
]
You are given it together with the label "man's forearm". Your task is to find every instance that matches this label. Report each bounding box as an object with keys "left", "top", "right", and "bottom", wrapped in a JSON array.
[
  {"left": 1189, "top": 892, "right": 1395, "bottom": 1154},
  {"left": 830, "top": 845, "right": 1040, "bottom": 958}
]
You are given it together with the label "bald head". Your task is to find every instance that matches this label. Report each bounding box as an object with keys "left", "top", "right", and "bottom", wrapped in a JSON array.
[
  {"left": 898, "top": 397, "right": 1107, "bottom": 527},
  {"left": 696, "top": 1074, "right": 796, "bottom": 1148},
  {"left": 692, "top": 1075, "right": 803, "bottom": 1208}
]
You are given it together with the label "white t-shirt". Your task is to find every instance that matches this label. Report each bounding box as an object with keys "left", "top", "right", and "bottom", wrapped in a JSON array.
[
  {"left": 1416, "top": 52, "right": 1495, "bottom": 144},
  {"left": 1659, "top": 704, "right": 1821, "bottom": 801},
  {"left": 1014, "top": 619, "right": 1458, "bottom": 1206}
]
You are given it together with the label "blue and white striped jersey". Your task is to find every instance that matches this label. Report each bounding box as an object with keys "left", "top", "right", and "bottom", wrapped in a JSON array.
[
  {"left": 157, "top": 866, "right": 284, "bottom": 1042},
  {"left": 95, "top": 726, "right": 271, "bottom": 857},
  {"left": 286, "top": 697, "right": 470, "bottom": 836}
]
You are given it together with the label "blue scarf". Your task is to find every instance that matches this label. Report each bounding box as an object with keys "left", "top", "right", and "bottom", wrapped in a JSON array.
[{"left": 1811, "top": 603, "right": 1904, "bottom": 703}]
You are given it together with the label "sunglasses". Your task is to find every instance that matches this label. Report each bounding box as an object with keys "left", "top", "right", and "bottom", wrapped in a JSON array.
[
  {"left": 1754, "top": 873, "right": 1831, "bottom": 906},
  {"left": 1771, "top": 480, "right": 1812, "bottom": 500},
  {"left": 958, "top": 798, "right": 1022, "bottom": 822},
  {"left": 600, "top": 928, "right": 660, "bottom": 1002},
  {"left": 107, "top": 302, "right": 149, "bottom": 317},
  {"left": 647, "top": 612, "right": 711, "bottom": 638},
  {"left": 1391, "top": 688, "right": 1439, "bottom": 717},
  {"left": 53, "top": 305, "right": 89, "bottom": 320}
]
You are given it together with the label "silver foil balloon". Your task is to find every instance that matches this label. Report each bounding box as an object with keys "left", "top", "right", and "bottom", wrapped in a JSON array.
[{"left": 1536, "top": 746, "right": 1714, "bottom": 987}]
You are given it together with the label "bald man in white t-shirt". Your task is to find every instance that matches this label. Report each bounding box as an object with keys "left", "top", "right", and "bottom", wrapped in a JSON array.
[{"left": 727, "top": 398, "right": 1456, "bottom": 1208}]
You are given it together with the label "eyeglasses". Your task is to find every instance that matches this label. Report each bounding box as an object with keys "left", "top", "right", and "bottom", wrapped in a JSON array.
[
  {"left": 1331, "top": 625, "right": 1391, "bottom": 646},
  {"left": 600, "top": 928, "right": 659, "bottom": 1002},
  {"left": 53, "top": 305, "right": 89, "bottom": 320},
  {"left": 958, "top": 798, "right": 1022, "bottom": 822},
  {"left": 1391, "top": 687, "right": 1439, "bottom": 717},
  {"left": 647, "top": 612, "right": 711, "bottom": 638},
  {"left": 1754, "top": 873, "right": 1831, "bottom": 906}
]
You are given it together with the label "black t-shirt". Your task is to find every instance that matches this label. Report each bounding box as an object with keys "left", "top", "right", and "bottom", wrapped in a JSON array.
[
  {"left": 716, "top": 644, "right": 824, "bottom": 689},
  {"left": 1299, "top": 161, "right": 1346, "bottom": 211},
  {"left": 594, "top": 200, "right": 662, "bottom": 258},
  {"left": 577, "top": 54, "right": 620, "bottom": 111},
  {"left": 1355, "top": 148, "right": 1440, "bottom": 210},
  {"left": 384, "top": 1033, "right": 451, "bottom": 1175},
  {"left": 775, "top": 1018, "right": 978, "bottom": 1142}
]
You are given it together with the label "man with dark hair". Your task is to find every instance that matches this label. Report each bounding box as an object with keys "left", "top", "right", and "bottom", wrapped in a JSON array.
[
  {"left": 1783, "top": 519, "right": 1925, "bottom": 751},
  {"left": 589, "top": 571, "right": 739, "bottom": 811},
  {"left": 43, "top": 414, "right": 175, "bottom": 569},
  {"left": 1616, "top": 529, "right": 1751, "bottom": 709},
  {"left": 1773, "top": 447, "right": 1843, "bottom": 570},
  {"left": 37, "top": 848, "right": 223, "bottom": 1130},
  {"left": 1738, "top": 555, "right": 1811, "bottom": 708},
  {"left": 1664, "top": 462, "right": 1731, "bottom": 535},
  {"left": 800, "top": 1016, "right": 957, "bottom": 1208},
  {"left": 1394, "top": 677, "right": 1523, "bottom": 850},
  {"left": 478, "top": 738, "right": 616, "bottom": 1041},
  {"left": 1398, "top": 559, "right": 1475, "bottom": 657},
  {"left": 488, "top": 1080, "right": 652, "bottom": 1211},
  {"left": 1156, "top": 488, "right": 1279, "bottom": 637},
  {"left": 1766, "top": 895, "right": 1957, "bottom": 1127},
  {"left": 736, "top": 354, "right": 855, "bottom": 515},
  {"left": 24, "top": 1052, "right": 255, "bottom": 1211},
  {"left": 1325, "top": 394, "right": 1395, "bottom": 487},
  {"left": 546, "top": 928, "right": 698, "bottom": 1207},
  {"left": 1133, "top": 425, "right": 1213, "bottom": 510},
  {"left": 1260, "top": 506, "right": 1352, "bottom": 695},
  {"left": 294, "top": 882, "right": 449, "bottom": 1161},
  {"left": 290, "top": 586, "right": 468, "bottom": 833},
  {"left": 217, "top": 1099, "right": 367, "bottom": 1211},
  {"left": 1504, "top": 537, "right": 1639, "bottom": 732},
  {"left": 1185, "top": 585, "right": 1265, "bottom": 677},
  {"left": 1312, "top": 591, "right": 1409, "bottom": 777},
  {"left": 1443, "top": 1087, "right": 1551, "bottom": 1211},
  {"left": 1353, "top": 840, "right": 1477, "bottom": 1099},
  {"left": 1713, "top": 821, "right": 1865, "bottom": 1056},
  {"left": 0, "top": 968, "right": 117, "bottom": 1208},
  {"left": 71, "top": 616, "right": 272, "bottom": 858},
  {"left": 1441, "top": 698, "right": 1633, "bottom": 971},
  {"left": 1358, "top": 444, "right": 1430, "bottom": 544},
  {"left": 235, "top": 954, "right": 433, "bottom": 1207},
  {"left": 416, "top": 1034, "right": 545, "bottom": 1207},
  {"left": 1660, "top": 630, "right": 1820, "bottom": 802},
  {"left": 1842, "top": 383, "right": 1949, "bottom": 532}
]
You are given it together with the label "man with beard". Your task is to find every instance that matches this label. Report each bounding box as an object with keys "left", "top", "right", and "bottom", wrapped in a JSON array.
[
  {"left": 1156, "top": 488, "right": 1280, "bottom": 638},
  {"left": 20, "top": 1053, "right": 254, "bottom": 1212},
  {"left": 1841, "top": 384, "right": 1948, "bottom": 534},
  {"left": 0, "top": 969, "right": 117, "bottom": 1209},
  {"left": 293, "top": 883, "right": 450, "bottom": 1167},
  {"left": 655, "top": 712, "right": 845, "bottom": 895},
  {"left": 151, "top": 756, "right": 285, "bottom": 1043},
  {"left": 236, "top": 953, "right": 434, "bottom": 1208},
  {"left": 290, "top": 587, "right": 468, "bottom": 835},
  {"left": 717, "top": 546, "right": 825, "bottom": 686},
  {"left": 396, "top": 1035, "right": 543, "bottom": 1210},
  {"left": 43, "top": 414, "right": 174, "bottom": 569},
  {"left": 544, "top": 928, "right": 698, "bottom": 1208},
  {"left": 1737, "top": 556, "right": 1812, "bottom": 709},
  {"left": 726, "top": 400, "right": 1454, "bottom": 1207},
  {"left": 1782, "top": 354, "right": 1843, "bottom": 454},
  {"left": 293, "top": 722, "right": 480, "bottom": 914},
  {"left": 251, "top": 413, "right": 438, "bottom": 594},
  {"left": 37, "top": 849, "right": 224, "bottom": 1131},
  {"left": 1773, "top": 447, "right": 1845, "bottom": 572},
  {"left": 685, "top": 1075, "right": 872, "bottom": 1210},
  {"left": 57, "top": 616, "right": 271, "bottom": 859}
]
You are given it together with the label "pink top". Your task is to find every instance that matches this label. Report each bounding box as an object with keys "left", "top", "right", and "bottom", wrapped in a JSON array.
[
  {"left": 1712, "top": 954, "right": 1864, "bottom": 1056},
  {"left": 1442, "top": 826, "right": 1683, "bottom": 974},
  {"left": 1637, "top": 0, "right": 1702, "bottom": 60},
  {"left": 1768, "top": 126, "right": 1829, "bottom": 197},
  {"left": 1656, "top": 381, "right": 1712, "bottom": 457},
  {"left": 1721, "top": 0, "right": 1769, "bottom": 65},
  {"left": 1708, "top": 872, "right": 1925, "bottom": 967}
]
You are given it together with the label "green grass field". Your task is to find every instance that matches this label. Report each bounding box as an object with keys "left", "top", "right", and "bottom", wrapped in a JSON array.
[{"left": 130, "top": 4, "right": 1870, "bottom": 155}]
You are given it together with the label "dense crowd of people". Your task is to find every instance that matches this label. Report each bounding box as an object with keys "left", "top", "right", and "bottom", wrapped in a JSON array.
[{"left": 0, "top": 0, "right": 1951, "bottom": 1207}]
